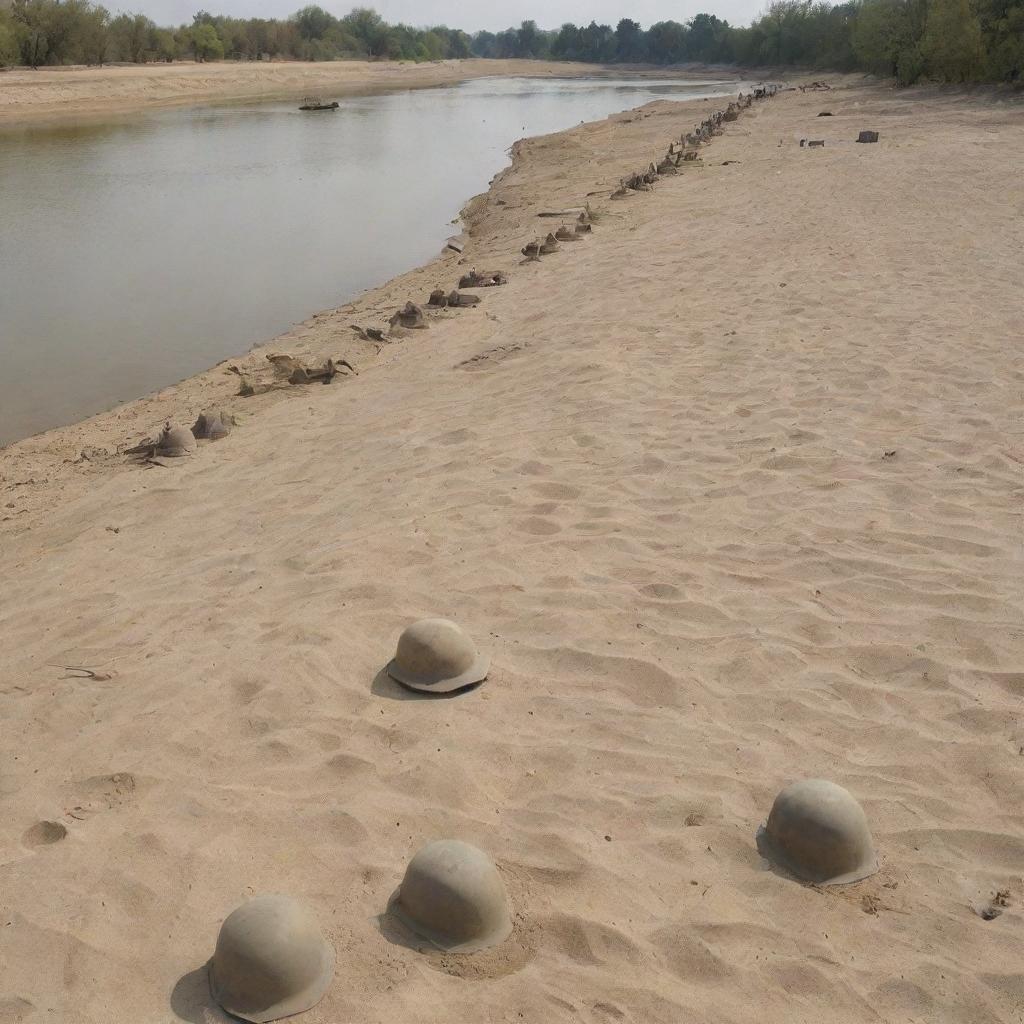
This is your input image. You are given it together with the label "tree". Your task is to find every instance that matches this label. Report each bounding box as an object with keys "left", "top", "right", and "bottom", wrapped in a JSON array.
[
  {"left": 578, "top": 20, "right": 616, "bottom": 62},
  {"left": 0, "top": 9, "right": 22, "bottom": 65},
  {"left": 551, "top": 22, "right": 581, "bottom": 59},
  {"left": 687, "top": 12, "right": 729, "bottom": 61},
  {"left": 109, "top": 12, "right": 156, "bottom": 62},
  {"left": 646, "top": 20, "right": 688, "bottom": 63},
  {"left": 11, "top": 0, "right": 48, "bottom": 66},
  {"left": 515, "top": 19, "right": 546, "bottom": 58},
  {"left": 921, "top": 0, "right": 983, "bottom": 79},
  {"left": 614, "top": 18, "right": 646, "bottom": 61},
  {"left": 293, "top": 4, "right": 333, "bottom": 40},
  {"left": 152, "top": 26, "right": 176, "bottom": 60},
  {"left": 853, "top": 0, "right": 910, "bottom": 73},
  {"left": 77, "top": 3, "right": 110, "bottom": 64},
  {"left": 190, "top": 21, "right": 223, "bottom": 60},
  {"left": 341, "top": 7, "right": 388, "bottom": 56}
]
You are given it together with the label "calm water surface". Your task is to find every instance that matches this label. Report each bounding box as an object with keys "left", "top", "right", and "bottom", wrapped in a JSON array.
[{"left": 0, "top": 76, "right": 742, "bottom": 445}]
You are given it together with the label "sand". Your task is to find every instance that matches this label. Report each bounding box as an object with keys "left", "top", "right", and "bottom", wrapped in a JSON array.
[
  {"left": 1, "top": 80, "right": 1023, "bottom": 1023},
  {"left": 0, "top": 57, "right": 645, "bottom": 125}
]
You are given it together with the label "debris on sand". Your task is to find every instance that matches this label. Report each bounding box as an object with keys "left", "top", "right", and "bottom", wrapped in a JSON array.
[
  {"left": 539, "top": 232, "right": 560, "bottom": 255},
  {"left": 124, "top": 421, "right": 197, "bottom": 462},
  {"left": 428, "top": 288, "right": 449, "bottom": 307},
  {"left": 458, "top": 269, "right": 508, "bottom": 289},
  {"left": 267, "top": 354, "right": 355, "bottom": 385},
  {"left": 389, "top": 302, "right": 428, "bottom": 331},
  {"left": 191, "top": 410, "right": 234, "bottom": 440},
  {"left": 857, "top": 130, "right": 880, "bottom": 143},
  {"left": 350, "top": 325, "right": 385, "bottom": 343},
  {"left": 447, "top": 291, "right": 481, "bottom": 308}
]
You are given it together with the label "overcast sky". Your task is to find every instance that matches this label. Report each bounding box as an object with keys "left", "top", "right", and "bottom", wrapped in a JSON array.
[{"left": 129, "top": 0, "right": 767, "bottom": 33}]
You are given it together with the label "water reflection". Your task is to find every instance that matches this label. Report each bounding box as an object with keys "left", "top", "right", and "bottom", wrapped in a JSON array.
[{"left": 0, "top": 76, "right": 742, "bottom": 444}]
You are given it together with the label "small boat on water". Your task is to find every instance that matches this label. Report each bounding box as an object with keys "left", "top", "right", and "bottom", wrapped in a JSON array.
[{"left": 299, "top": 96, "right": 339, "bottom": 111}]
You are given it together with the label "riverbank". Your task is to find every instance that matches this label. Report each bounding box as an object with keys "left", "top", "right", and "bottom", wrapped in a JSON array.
[
  {"left": 2, "top": 81, "right": 1023, "bottom": 1023},
  {"left": 0, "top": 57, "right": 708, "bottom": 125}
]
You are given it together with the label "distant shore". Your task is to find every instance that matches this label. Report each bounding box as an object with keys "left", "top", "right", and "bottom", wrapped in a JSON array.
[{"left": 0, "top": 58, "right": 725, "bottom": 126}]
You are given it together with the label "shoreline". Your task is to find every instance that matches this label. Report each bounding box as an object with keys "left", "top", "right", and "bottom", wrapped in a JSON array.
[
  {"left": 1, "top": 75, "right": 1022, "bottom": 1022},
  {"left": 0, "top": 58, "right": 733, "bottom": 127},
  {"left": 0, "top": 75, "right": 749, "bottom": 469}
]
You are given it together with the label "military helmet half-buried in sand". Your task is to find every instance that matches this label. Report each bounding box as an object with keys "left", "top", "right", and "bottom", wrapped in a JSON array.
[
  {"left": 209, "top": 895, "right": 335, "bottom": 1023},
  {"left": 756, "top": 779, "right": 878, "bottom": 885},
  {"left": 390, "top": 839, "right": 513, "bottom": 953},
  {"left": 386, "top": 618, "right": 489, "bottom": 694}
]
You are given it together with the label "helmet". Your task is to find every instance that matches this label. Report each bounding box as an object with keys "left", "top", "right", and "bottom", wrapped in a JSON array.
[
  {"left": 191, "top": 410, "right": 231, "bottom": 441},
  {"left": 391, "top": 840, "right": 512, "bottom": 952},
  {"left": 757, "top": 779, "right": 878, "bottom": 885},
  {"left": 157, "top": 421, "right": 196, "bottom": 456},
  {"left": 387, "top": 619, "right": 489, "bottom": 694},
  {"left": 209, "top": 895, "right": 334, "bottom": 1023}
]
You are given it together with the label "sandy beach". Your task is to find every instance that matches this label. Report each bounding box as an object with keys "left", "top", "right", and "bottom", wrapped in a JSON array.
[
  {"left": 0, "top": 57, "right": 674, "bottom": 125},
  {"left": 1, "top": 79, "right": 1023, "bottom": 1023}
]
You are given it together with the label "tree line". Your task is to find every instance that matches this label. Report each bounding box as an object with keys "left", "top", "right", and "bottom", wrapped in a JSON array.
[
  {"left": 0, "top": 4, "right": 472, "bottom": 66},
  {"left": 478, "top": 2, "right": 1022, "bottom": 84},
  {"left": 0, "top": 1, "right": 1020, "bottom": 84}
]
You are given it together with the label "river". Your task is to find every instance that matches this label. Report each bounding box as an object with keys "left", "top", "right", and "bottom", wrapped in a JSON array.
[{"left": 0, "top": 75, "right": 742, "bottom": 446}]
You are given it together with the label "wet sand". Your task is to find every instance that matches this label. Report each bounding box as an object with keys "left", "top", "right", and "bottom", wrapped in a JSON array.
[{"left": 1, "top": 81, "right": 1023, "bottom": 1023}]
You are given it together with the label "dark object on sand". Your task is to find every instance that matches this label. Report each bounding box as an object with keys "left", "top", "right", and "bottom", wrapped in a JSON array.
[
  {"left": 555, "top": 225, "right": 582, "bottom": 242},
  {"left": 447, "top": 291, "right": 481, "bottom": 308},
  {"left": 539, "top": 232, "right": 560, "bottom": 255},
  {"left": 351, "top": 325, "right": 385, "bottom": 343},
  {"left": 428, "top": 289, "right": 448, "bottom": 307},
  {"left": 299, "top": 96, "right": 339, "bottom": 111},
  {"left": 390, "top": 302, "right": 427, "bottom": 330},
  {"left": 191, "top": 409, "right": 233, "bottom": 440},
  {"left": 268, "top": 354, "right": 354, "bottom": 384},
  {"left": 458, "top": 269, "right": 507, "bottom": 288},
  {"left": 521, "top": 239, "right": 541, "bottom": 258},
  {"left": 857, "top": 131, "right": 880, "bottom": 143},
  {"left": 818, "top": 111, "right": 833, "bottom": 116},
  {"left": 807, "top": 140, "right": 826, "bottom": 148},
  {"left": 125, "top": 421, "right": 197, "bottom": 459}
]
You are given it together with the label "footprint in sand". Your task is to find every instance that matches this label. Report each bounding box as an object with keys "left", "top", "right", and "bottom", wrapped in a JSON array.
[
  {"left": 976, "top": 888, "right": 1011, "bottom": 921},
  {"left": 60, "top": 772, "right": 139, "bottom": 824},
  {"left": 531, "top": 482, "right": 581, "bottom": 500},
  {"left": 518, "top": 517, "right": 562, "bottom": 536},
  {"left": 21, "top": 820, "right": 68, "bottom": 848}
]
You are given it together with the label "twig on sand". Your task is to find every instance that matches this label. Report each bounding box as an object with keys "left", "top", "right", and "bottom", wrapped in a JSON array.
[{"left": 62, "top": 666, "right": 114, "bottom": 681}]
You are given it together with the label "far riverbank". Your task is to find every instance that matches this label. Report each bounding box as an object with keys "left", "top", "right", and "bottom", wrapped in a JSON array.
[{"left": 0, "top": 58, "right": 737, "bottom": 125}]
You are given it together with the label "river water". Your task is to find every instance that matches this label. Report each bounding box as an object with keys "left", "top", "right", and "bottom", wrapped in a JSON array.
[{"left": 0, "top": 75, "right": 741, "bottom": 446}]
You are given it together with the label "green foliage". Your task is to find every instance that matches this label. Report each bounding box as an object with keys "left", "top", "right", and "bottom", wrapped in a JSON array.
[
  {"left": 921, "top": 0, "right": 983, "bottom": 78},
  {"left": 78, "top": 4, "right": 110, "bottom": 64},
  {"left": 190, "top": 22, "right": 223, "bottom": 60},
  {"left": 0, "top": 0, "right": 1019, "bottom": 85},
  {"left": 0, "top": 10, "right": 22, "bottom": 66},
  {"left": 852, "top": 0, "right": 906, "bottom": 71}
]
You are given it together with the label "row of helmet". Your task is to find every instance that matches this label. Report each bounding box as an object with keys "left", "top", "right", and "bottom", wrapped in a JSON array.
[{"left": 205, "top": 617, "right": 879, "bottom": 1022}]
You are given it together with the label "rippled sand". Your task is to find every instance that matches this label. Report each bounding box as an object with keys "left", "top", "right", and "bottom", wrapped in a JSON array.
[{"left": 1, "top": 81, "right": 1023, "bottom": 1023}]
